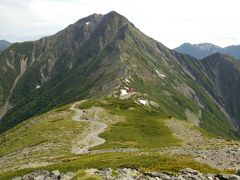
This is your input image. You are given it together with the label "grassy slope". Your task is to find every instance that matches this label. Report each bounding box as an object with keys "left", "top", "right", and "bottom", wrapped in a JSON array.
[
  {"left": 0, "top": 104, "right": 86, "bottom": 158},
  {"left": 0, "top": 152, "right": 225, "bottom": 179},
  {"left": 0, "top": 97, "right": 229, "bottom": 179},
  {"left": 1, "top": 14, "right": 238, "bottom": 141},
  {"left": 79, "top": 98, "right": 180, "bottom": 150},
  {"left": 118, "top": 29, "right": 239, "bottom": 139}
]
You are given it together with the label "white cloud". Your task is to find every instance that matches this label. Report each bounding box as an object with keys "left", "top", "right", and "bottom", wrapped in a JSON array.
[{"left": 0, "top": 0, "right": 240, "bottom": 48}]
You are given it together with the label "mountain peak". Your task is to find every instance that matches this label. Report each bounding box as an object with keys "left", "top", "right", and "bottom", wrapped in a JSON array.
[
  {"left": 1, "top": 11, "right": 240, "bottom": 141},
  {"left": 107, "top": 11, "right": 121, "bottom": 16},
  {"left": 73, "top": 11, "right": 126, "bottom": 25},
  {"left": 74, "top": 13, "right": 103, "bottom": 26},
  {"left": 103, "top": 11, "right": 129, "bottom": 24},
  {"left": 175, "top": 42, "right": 240, "bottom": 60}
]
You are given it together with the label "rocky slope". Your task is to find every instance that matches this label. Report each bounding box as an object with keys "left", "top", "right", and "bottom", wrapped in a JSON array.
[
  {"left": 0, "top": 12, "right": 126, "bottom": 131},
  {"left": 164, "top": 118, "right": 240, "bottom": 170},
  {"left": 201, "top": 53, "right": 240, "bottom": 132},
  {"left": 174, "top": 52, "right": 240, "bottom": 134},
  {"left": 0, "top": 12, "right": 239, "bottom": 139},
  {"left": 175, "top": 42, "right": 240, "bottom": 60}
]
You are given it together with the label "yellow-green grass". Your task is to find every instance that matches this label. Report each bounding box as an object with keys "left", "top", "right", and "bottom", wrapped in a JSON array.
[
  {"left": 79, "top": 98, "right": 181, "bottom": 150},
  {"left": 73, "top": 170, "right": 101, "bottom": 180},
  {"left": 0, "top": 105, "right": 85, "bottom": 158},
  {"left": 0, "top": 152, "right": 230, "bottom": 179},
  {"left": 0, "top": 98, "right": 235, "bottom": 179},
  {"left": 95, "top": 109, "right": 180, "bottom": 150}
]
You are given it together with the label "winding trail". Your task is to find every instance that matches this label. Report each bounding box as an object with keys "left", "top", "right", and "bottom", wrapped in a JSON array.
[{"left": 70, "top": 102, "right": 108, "bottom": 154}]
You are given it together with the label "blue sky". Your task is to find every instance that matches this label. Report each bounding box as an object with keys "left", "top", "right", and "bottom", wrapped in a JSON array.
[{"left": 0, "top": 0, "right": 240, "bottom": 48}]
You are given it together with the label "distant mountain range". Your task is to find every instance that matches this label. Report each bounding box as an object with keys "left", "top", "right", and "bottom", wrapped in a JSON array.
[
  {"left": 174, "top": 43, "right": 240, "bottom": 60},
  {"left": 0, "top": 40, "right": 11, "bottom": 52}
]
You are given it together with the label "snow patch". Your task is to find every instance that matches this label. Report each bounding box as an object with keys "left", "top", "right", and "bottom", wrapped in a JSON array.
[
  {"left": 138, "top": 98, "right": 148, "bottom": 105},
  {"left": 155, "top": 70, "right": 166, "bottom": 78},
  {"left": 36, "top": 85, "right": 41, "bottom": 89},
  {"left": 120, "top": 89, "right": 128, "bottom": 96},
  {"left": 85, "top": 22, "right": 90, "bottom": 25},
  {"left": 125, "top": 79, "right": 130, "bottom": 83}
]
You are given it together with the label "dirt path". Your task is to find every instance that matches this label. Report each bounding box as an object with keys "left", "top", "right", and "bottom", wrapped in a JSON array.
[
  {"left": 70, "top": 102, "right": 108, "bottom": 154},
  {"left": 163, "top": 118, "right": 240, "bottom": 170}
]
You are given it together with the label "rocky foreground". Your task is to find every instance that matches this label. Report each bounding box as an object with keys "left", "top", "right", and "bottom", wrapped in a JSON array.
[
  {"left": 12, "top": 170, "right": 75, "bottom": 180},
  {"left": 164, "top": 119, "right": 240, "bottom": 170},
  {"left": 13, "top": 168, "right": 240, "bottom": 180}
]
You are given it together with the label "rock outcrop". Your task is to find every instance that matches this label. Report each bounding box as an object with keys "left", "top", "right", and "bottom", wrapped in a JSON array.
[
  {"left": 13, "top": 170, "right": 75, "bottom": 180},
  {"left": 13, "top": 168, "right": 240, "bottom": 180}
]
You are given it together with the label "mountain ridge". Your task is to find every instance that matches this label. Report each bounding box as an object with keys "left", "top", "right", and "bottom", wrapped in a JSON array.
[
  {"left": 1, "top": 11, "right": 240, "bottom": 178},
  {"left": 174, "top": 42, "right": 240, "bottom": 60},
  {"left": 0, "top": 11, "right": 239, "bottom": 139}
]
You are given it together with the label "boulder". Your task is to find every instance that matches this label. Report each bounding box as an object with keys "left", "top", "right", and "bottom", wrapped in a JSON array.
[
  {"left": 147, "top": 172, "right": 171, "bottom": 179},
  {"left": 34, "top": 175, "right": 45, "bottom": 180},
  {"left": 236, "top": 169, "right": 240, "bottom": 176},
  {"left": 51, "top": 170, "right": 60, "bottom": 177},
  {"left": 216, "top": 174, "right": 240, "bottom": 180},
  {"left": 180, "top": 168, "right": 199, "bottom": 175}
]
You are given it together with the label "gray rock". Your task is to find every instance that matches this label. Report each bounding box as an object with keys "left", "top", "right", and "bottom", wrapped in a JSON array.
[
  {"left": 44, "top": 178, "right": 52, "bottom": 180},
  {"left": 34, "top": 175, "right": 44, "bottom": 180},
  {"left": 181, "top": 168, "right": 199, "bottom": 175},
  {"left": 204, "top": 174, "right": 215, "bottom": 180},
  {"left": 66, "top": 172, "right": 75, "bottom": 177},
  {"left": 12, "top": 168, "right": 240, "bottom": 180},
  {"left": 101, "top": 168, "right": 112, "bottom": 178},
  {"left": 22, "top": 174, "right": 35, "bottom": 180},
  {"left": 147, "top": 172, "right": 171, "bottom": 179},
  {"left": 117, "top": 168, "right": 141, "bottom": 178},
  {"left": 236, "top": 169, "right": 240, "bottom": 176},
  {"left": 216, "top": 174, "right": 240, "bottom": 180},
  {"left": 60, "top": 174, "right": 74, "bottom": 180},
  {"left": 51, "top": 170, "right": 60, "bottom": 177},
  {"left": 12, "top": 170, "right": 75, "bottom": 180},
  {"left": 206, "top": 176, "right": 214, "bottom": 180}
]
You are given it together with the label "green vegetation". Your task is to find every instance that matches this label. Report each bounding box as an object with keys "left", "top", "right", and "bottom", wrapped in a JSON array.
[
  {"left": 0, "top": 107, "right": 85, "bottom": 157},
  {"left": 0, "top": 152, "right": 227, "bottom": 179},
  {"left": 121, "top": 31, "right": 239, "bottom": 139},
  {"left": 79, "top": 98, "right": 180, "bottom": 150},
  {"left": 74, "top": 169, "right": 101, "bottom": 180},
  {"left": 0, "top": 11, "right": 240, "bottom": 180},
  {"left": 1, "top": 10, "right": 239, "bottom": 142},
  {"left": 0, "top": 98, "right": 238, "bottom": 178}
]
